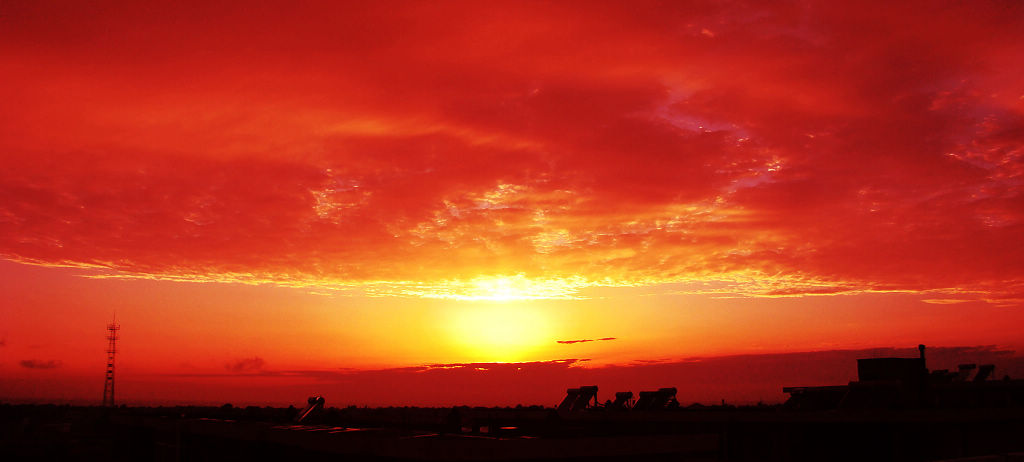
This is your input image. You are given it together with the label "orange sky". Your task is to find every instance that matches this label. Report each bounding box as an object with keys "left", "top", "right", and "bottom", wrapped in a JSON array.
[{"left": 2, "top": 0, "right": 1024, "bottom": 407}]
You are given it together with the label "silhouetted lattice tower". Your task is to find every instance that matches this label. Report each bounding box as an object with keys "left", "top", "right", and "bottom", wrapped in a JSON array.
[{"left": 102, "top": 320, "right": 120, "bottom": 407}]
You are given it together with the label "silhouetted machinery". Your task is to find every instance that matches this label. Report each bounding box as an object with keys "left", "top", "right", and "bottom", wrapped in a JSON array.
[
  {"left": 609, "top": 391, "right": 634, "bottom": 409},
  {"left": 784, "top": 345, "right": 1024, "bottom": 410},
  {"left": 558, "top": 386, "right": 679, "bottom": 411},
  {"left": 295, "top": 395, "right": 325, "bottom": 423},
  {"left": 633, "top": 388, "right": 678, "bottom": 410},
  {"left": 557, "top": 386, "right": 599, "bottom": 411}
]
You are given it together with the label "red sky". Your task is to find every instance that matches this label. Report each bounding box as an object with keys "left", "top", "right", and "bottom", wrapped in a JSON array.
[{"left": 2, "top": 0, "right": 1023, "bottom": 407}]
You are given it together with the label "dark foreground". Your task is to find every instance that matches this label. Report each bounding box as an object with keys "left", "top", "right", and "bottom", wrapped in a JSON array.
[{"left": 4, "top": 403, "right": 1024, "bottom": 461}]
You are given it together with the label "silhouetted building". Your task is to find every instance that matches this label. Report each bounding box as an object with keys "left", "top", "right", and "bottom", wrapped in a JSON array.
[{"left": 784, "top": 344, "right": 1024, "bottom": 410}]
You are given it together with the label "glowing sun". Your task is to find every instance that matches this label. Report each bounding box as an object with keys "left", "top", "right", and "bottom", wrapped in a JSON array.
[{"left": 446, "top": 304, "right": 552, "bottom": 362}]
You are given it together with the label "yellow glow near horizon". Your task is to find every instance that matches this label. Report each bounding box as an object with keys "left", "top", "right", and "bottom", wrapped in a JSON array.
[
  {"left": 470, "top": 276, "right": 538, "bottom": 301},
  {"left": 446, "top": 303, "right": 552, "bottom": 362},
  {"left": 395, "top": 274, "right": 593, "bottom": 301}
]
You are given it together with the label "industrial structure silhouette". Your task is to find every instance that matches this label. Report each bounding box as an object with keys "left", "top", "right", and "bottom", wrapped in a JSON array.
[
  {"left": 101, "top": 320, "right": 119, "bottom": 407},
  {"left": 21, "top": 339, "right": 1012, "bottom": 460}
]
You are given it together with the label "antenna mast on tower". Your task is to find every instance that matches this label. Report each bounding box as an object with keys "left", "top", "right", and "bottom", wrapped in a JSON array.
[{"left": 102, "top": 319, "right": 120, "bottom": 407}]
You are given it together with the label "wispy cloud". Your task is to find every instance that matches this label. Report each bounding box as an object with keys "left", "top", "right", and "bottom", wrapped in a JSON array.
[
  {"left": 922, "top": 299, "right": 975, "bottom": 305},
  {"left": 20, "top": 359, "right": 61, "bottom": 369},
  {"left": 225, "top": 357, "right": 265, "bottom": 373},
  {"left": 557, "top": 337, "right": 617, "bottom": 345}
]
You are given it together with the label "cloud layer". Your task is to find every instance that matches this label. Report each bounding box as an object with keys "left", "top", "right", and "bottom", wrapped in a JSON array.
[
  {"left": 1, "top": 1, "right": 1022, "bottom": 301},
  {"left": 151, "top": 345, "right": 1024, "bottom": 406}
]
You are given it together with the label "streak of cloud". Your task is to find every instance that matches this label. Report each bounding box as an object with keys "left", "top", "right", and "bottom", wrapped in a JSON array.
[
  {"left": 557, "top": 337, "right": 618, "bottom": 344},
  {"left": 225, "top": 357, "right": 265, "bottom": 373},
  {"left": 20, "top": 359, "right": 62, "bottom": 369}
]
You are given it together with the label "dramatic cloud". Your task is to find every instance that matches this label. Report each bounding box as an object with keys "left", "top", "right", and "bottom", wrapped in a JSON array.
[
  {"left": 225, "top": 357, "right": 265, "bottom": 373},
  {"left": 19, "top": 359, "right": 62, "bottom": 369},
  {"left": 1, "top": 1, "right": 1022, "bottom": 301}
]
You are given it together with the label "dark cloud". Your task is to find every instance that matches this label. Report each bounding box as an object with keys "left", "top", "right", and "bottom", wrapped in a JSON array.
[
  {"left": 20, "top": 359, "right": 61, "bottom": 369},
  {"left": 557, "top": 338, "right": 617, "bottom": 344},
  {"left": 225, "top": 357, "right": 265, "bottom": 373},
  {"left": 156, "top": 346, "right": 1024, "bottom": 406}
]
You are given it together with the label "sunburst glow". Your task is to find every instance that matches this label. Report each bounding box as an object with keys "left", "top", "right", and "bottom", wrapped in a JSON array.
[{"left": 392, "top": 275, "right": 593, "bottom": 301}]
